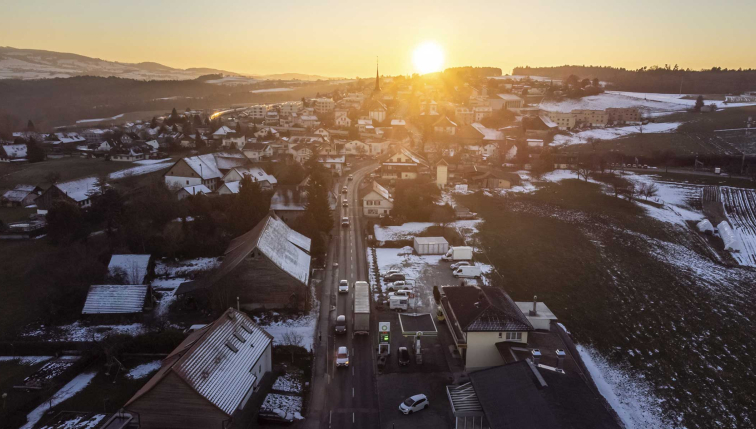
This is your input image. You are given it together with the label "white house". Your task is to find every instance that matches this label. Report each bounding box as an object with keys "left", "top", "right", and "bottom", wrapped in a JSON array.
[
  {"left": 318, "top": 155, "right": 345, "bottom": 176},
  {"left": 300, "top": 115, "right": 320, "bottom": 128},
  {"left": 314, "top": 128, "right": 330, "bottom": 140},
  {"left": 344, "top": 140, "right": 370, "bottom": 155},
  {"left": 360, "top": 181, "right": 393, "bottom": 217},
  {"left": 164, "top": 154, "right": 223, "bottom": 191},
  {"left": 335, "top": 115, "right": 352, "bottom": 128},
  {"left": 212, "top": 126, "right": 236, "bottom": 139},
  {"left": 222, "top": 166, "right": 277, "bottom": 190},
  {"left": 222, "top": 136, "right": 246, "bottom": 150}
]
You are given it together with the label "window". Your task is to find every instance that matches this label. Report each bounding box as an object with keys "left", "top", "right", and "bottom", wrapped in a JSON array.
[
  {"left": 498, "top": 332, "right": 503, "bottom": 338},
  {"left": 505, "top": 332, "right": 522, "bottom": 341}
]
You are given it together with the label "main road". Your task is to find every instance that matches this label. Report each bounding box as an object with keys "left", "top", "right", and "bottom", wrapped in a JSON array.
[{"left": 307, "top": 162, "right": 380, "bottom": 429}]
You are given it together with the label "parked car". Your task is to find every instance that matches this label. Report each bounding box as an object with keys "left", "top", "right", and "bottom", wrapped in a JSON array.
[
  {"left": 257, "top": 409, "right": 295, "bottom": 425},
  {"left": 348, "top": 174, "right": 354, "bottom": 181},
  {"left": 398, "top": 347, "right": 410, "bottom": 366},
  {"left": 342, "top": 217, "right": 350, "bottom": 227},
  {"left": 335, "top": 315, "right": 346, "bottom": 334},
  {"left": 383, "top": 273, "right": 406, "bottom": 282},
  {"left": 382, "top": 269, "right": 402, "bottom": 277},
  {"left": 388, "top": 289, "right": 411, "bottom": 298},
  {"left": 386, "top": 280, "right": 409, "bottom": 292},
  {"left": 398, "top": 394, "right": 429, "bottom": 415},
  {"left": 339, "top": 279, "right": 349, "bottom": 293},
  {"left": 453, "top": 265, "right": 482, "bottom": 279},
  {"left": 450, "top": 261, "right": 471, "bottom": 270},
  {"left": 336, "top": 346, "right": 349, "bottom": 367}
]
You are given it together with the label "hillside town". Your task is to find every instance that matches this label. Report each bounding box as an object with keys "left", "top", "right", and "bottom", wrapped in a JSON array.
[{"left": 2, "top": 44, "right": 756, "bottom": 429}]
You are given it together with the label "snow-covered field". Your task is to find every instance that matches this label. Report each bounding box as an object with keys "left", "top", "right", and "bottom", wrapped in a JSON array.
[
  {"left": 373, "top": 219, "right": 482, "bottom": 242},
  {"left": 718, "top": 187, "right": 756, "bottom": 267},
  {"left": 152, "top": 257, "right": 221, "bottom": 317},
  {"left": 255, "top": 309, "right": 318, "bottom": 351},
  {"left": 21, "top": 370, "right": 98, "bottom": 429},
  {"left": 250, "top": 87, "right": 293, "bottom": 93},
  {"left": 75, "top": 114, "right": 124, "bottom": 124},
  {"left": 23, "top": 322, "right": 146, "bottom": 341},
  {"left": 125, "top": 360, "right": 162, "bottom": 379},
  {"left": 24, "top": 356, "right": 80, "bottom": 384},
  {"left": 553, "top": 122, "right": 681, "bottom": 146},
  {"left": 374, "top": 248, "right": 444, "bottom": 291},
  {"left": 577, "top": 344, "right": 677, "bottom": 429}
]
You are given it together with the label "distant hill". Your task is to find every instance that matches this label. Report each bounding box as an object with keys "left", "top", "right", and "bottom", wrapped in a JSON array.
[
  {"left": 513, "top": 65, "right": 756, "bottom": 94},
  {"left": 0, "top": 46, "right": 345, "bottom": 82},
  {"left": 0, "top": 46, "right": 246, "bottom": 81}
]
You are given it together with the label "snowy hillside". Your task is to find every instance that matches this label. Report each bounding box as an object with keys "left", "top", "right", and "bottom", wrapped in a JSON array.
[{"left": 0, "top": 46, "right": 243, "bottom": 81}]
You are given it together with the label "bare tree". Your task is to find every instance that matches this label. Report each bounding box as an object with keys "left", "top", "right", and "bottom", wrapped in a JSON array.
[
  {"left": 282, "top": 330, "right": 305, "bottom": 362},
  {"left": 575, "top": 165, "right": 592, "bottom": 182},
  {"left": 644, "top": 183, "right": 659, "bottom": 201},
  {"left": 625, "top": 183, "right": 637, "bottom": 201}
]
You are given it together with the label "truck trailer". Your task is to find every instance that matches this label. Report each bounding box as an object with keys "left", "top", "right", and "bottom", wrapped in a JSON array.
[
  {"left": 353, "top": 281, "right": 370, "bottom": 335},
  {"left": 442, "top": 246, "right": 473, "bottom": 261}
]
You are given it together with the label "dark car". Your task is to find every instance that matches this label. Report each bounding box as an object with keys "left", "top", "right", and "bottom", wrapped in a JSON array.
[
  {"left": 335, "top": 315, "right": 347, "bottom": 335},
  {"left": 383, "top": 273, "right": 406, "bottom": 282},
  {"left": 257, "top": 409, "right": 294, "bottom": 425},
  {"left": 398, "top": 347, "right": 410, "bottom": 366}
]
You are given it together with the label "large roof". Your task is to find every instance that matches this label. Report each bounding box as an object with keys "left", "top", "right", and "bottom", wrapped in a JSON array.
[
  {"left": 2, "top": 184, "right": 38, "bottom": 203},
  {"left": 229, "top": 166, "right": 278, "bottom": 185},
  {"left": 108, "top": 254, "right": 151, "bottom": 284},
  {"left": 1, "top": 144, "right": 28, "bottom": 159},
  {"left": 469, "top": 360, "right": 621, "bottom": 429},
  {"left": 54, "top": 177, "right": 100, "bottom": 202},
  {"left": 82, "top": 285, "right": 148, "bottom": 314},
  {"left": 212, "top": 125, "right": 235, "bottom": 136},
  {"left": 360, "top": 181, "right": 392, "bottom": 202},
  {"left": 442, "top": 286, "right": 532, "bottom": 332},
  {"left": 182, "top": 154, "right": 223, "bottom": 180},
  {"left": 126, "top": 308, "right": 273, "bottom": 416},
  {"left": 470, "top": 123, "right": 504, "bottom": 141},
  {"left": 270, "top": 186, "right": 308, "bottom": 211}
]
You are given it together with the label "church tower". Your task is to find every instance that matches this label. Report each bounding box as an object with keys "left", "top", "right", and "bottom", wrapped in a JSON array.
[{"left": 372, "top": 57, "right": 381, "bottom": 96}]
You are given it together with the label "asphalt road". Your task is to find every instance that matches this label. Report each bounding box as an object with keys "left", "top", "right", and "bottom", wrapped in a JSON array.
[{"left": 323, "top": 163, "right": 380, "bottom": 429}]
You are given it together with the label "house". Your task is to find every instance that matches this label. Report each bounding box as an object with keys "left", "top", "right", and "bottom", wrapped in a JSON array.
[
  {"left": 254, "top": 127, "right": 279, "bottom": 140},
  {"left": 360, "top": 181, "right": 393, "bottom": 217},
  {"left": 289, "top": 144, "right": 314, "bottom": 164},
  {"left": 242, "top": 142, "right": 274, "bottom": 161},
  {"left": 433, "top": 116, "right": 457, "bottom": 136},
  {"left": 319, "top": 155, "right": 345, "bottom": 176},
  {"left": 164, "top": 154, "right": 223, "bottom": 191},
  {"left": 335, "top": 115, "right": 352, "bottom": 128},
  {"left": 264, "top": 110, "right": 280, "bottom": 126},
  {"left": 472, "top": 170, "right": 522, "bottom": 189},
  {"left": 217, "top": 181, "right": 242, "bottom": 195},
  {"left": 436, "top": 159, "right": 448, "bottom": 188},
  {"left": 314, "top": 128, "right": 330, "bottom": 140},
  {"left": 176, "top": 213, "right": 312, "bottom": 310},
  {"left": 1, "top": 184, "right": 41, "bottom": 207},
  {"left": 212, "top": 126, "right": 236, "bottom": 140},
  {"left": 540, "top": 110, "right": 576, "bottom": 130},
  {"left": 36, "top": 176, "right": 100, "bottom": 209},
  {"left": 344, "top": 140, "right": 369, "bottom": 156},
  {"left": 420, "top": 100, "right": 439, "bottom": 116},
  {"left": 470, "top": 123, "right": 505, "bottom": 144},
  {"left": 82, "top": 284, "right": 152, "bottom": 318},
  {"left": 527, "top": 139, "right": 544, "bottom": 148},
  {"left": 222, "top": 166, "right": 277, "bottom": 190},
  {"left": 357, "top": 119, "right": 373, "bottom": 133},
  {"left": 440, "top": 286, "right": 533, "bottom": 371},
  {"left": 489, "top": 93, "right": 524, "bottom": 110},
  {"left": 177, "top": 184, "right": 212, "bottom": 200},
  {"left": 213, "top": 151, "right": 249, "bottom": 172},
  {"left": 607, "top": 107, "right": 641, "bottom": 124},
  {"left": 473, "top": 106, "right": 493, "bottom": 122},
  {"left": 314, "top": 97, "right": 335, "bottom": 113},
  {"left": 0, "top": 144, "right": 29, "bottom": 162},
  {"left": 366, "top": 139, "right": 389, "bottom": 156},
  {"left": 454, "top": 107, "right": 474, "bottom": 125},
  {"left": 108, "top": 254, "right": 153, "bottom": 284},
  {"left": 124, "top": 308, "right": 273, "bottom": 429},
  {"left": 299, "top": 115, "right": 320, "bottom": 128},
  {"left": 110, "top": 148, "right": 146, "bottom": 162},
  {"left": 250, "top": 104, "right": 268, "bottom": 119},
  {"left": 523, "top": 116, "right": 558, "bottom": 139},
  {"left": 380, "top": 147, "right": 429, "bottom": 180},
  {"left": 144, "top": 140, "right": 159, "bottom": 152},
  {"left": 222, "top": 136, "right": 246, "bottom": 150}
]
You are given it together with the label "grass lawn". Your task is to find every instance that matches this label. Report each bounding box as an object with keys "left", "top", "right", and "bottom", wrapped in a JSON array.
[
  {"left": 0, "top": 206, "right": 37, "bottom": 223},
  {"left": 458, "top": 179, "right": 756, "bottom": 428}
]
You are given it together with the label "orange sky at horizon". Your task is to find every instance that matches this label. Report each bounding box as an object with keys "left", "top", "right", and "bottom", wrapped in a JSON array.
[{"left": 2, "top": 0, "right": 756, "bottom": 78}]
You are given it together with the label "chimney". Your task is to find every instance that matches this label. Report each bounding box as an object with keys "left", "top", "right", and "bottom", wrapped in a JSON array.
[
  {"left": 531, "top": 349, "right": 542, "bottom": 365},
  {"left": 556, "top": 349, "right": 566, "bottom": 371},
  {"left": 529, "top": 295, "right": 538, "bottom": 316}
]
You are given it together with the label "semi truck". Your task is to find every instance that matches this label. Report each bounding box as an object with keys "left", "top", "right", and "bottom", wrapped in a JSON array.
[
  {"left": 353, "top": 281, "right": 370, "bottom": 335},
  {"left": 442, "top": 246, "right": 473, "bottom": 261}
]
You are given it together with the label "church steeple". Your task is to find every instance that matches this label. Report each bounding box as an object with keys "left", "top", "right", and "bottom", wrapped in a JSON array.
[{"left": 373, "top": 57, "right": 381, "bottom": 94}]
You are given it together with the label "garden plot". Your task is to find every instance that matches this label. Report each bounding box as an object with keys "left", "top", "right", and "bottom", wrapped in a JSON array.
[
  {"left": 39, "top": 413, "right": 106, "bottom": 429},
  {"left": 254, "top": 301, "right": 318, "bottom": 351},
  {"left": 624, "top": 174, "right": 704, "bottom": 226},
  {"left": 272, "top": 372, "right": 303, "bottom": 394},
  {"left": 23, "top": 356, "right": 80, "bottom": 386},
  {"left": 261, "top": 393, "right": 303, "bottom": 418},
  {"left": 22, "top": 370, "right": 98, "bottom": 429},
  {"left": 23, "top": 321, "right": 146, "bottom": 341},
  {"left": 719, "top": 187, "right": 756, "bottom": 267}
]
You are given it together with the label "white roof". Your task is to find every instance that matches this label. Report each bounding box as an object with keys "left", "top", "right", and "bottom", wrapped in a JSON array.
[
  {"left": 256, "top": 216, "right": 311, "bottom": 285},
  {"left": 55, "top": 177, "right": 100, "bottom": 202},
  {"left": 2, "top": 144, "right": 27, "bottom": 159},
  {"left": 212, "top": 126, "right": 235, "bottom": 136},
  {"left": 358, "top": 119, "right": 373, "bottom": 125},
  {"left": 496, "top": 93, "right": 523, "bottom": 101},
  {"left": 82, "top": 285, "right": 148, "bottom": 314},
  {"left": 471, "top": 123, "right": 504, "bottom": 141},
  {"left": 229, "top": 166, "right": 278, "bottom": 185},
  {"left": 53, "top": 132, "right": 86, "bottom": 143},
  {"left": 391, "top": 119, "right": 406, "bottom": 126},
  {"left": 108, "top": 254, "right": 151, "bottom": 284},
  {"left": 319, "top": 155, "right": 345, "bottom": 164},
  {"left": 287, "top": 229, "right": 312, "bottom": 252},
  {"left": 371, "top": 181, "right": 392, "bottom": 201},
  {"left": 300, "top": 115, "right": 318, "bottom": 121},
  {"left": 221, "top": 181, "right": 241, "bottom": 194},
  {"left": 183, "top": 154, "right": 222, "bottom": 180},
  {"left": 414, "top": 236, "right": 448, "bottom": 245},
  {"left": 180, "top": 184, "right": 212, "bottom": 195},
  {"left": 539, "top": 115, "right": 558, "bottom": 128}
]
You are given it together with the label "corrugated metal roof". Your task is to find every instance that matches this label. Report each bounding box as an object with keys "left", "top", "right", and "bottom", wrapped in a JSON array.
[
  {"left": 108, "top": 254, "right": 151, "bottom": 284},
  {"left": 125, "top": 308, "right": 273, "bottom": 416},
  {"left": 82, "top": 285, "right": 148, "bottom": 314}
]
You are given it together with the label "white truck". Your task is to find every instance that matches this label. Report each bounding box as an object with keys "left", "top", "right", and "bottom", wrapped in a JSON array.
[
  {"left": 453, "top": 265, "right": 482, "bottom": 278},
  {"left": 389, "top": 295, "right": 409, "bottom": 311},
  {"left": 442, "top": 246, "right": 473, "bottom": 262},
  {"left": 353, "top": 281, "right": 370, "bottom": 335}
]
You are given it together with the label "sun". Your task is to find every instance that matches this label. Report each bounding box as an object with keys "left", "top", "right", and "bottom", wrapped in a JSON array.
[{"left": 412, "top": 41, "right": 444, "bottom": 74}]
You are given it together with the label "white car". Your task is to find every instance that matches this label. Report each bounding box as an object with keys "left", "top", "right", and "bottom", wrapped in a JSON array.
[
  {"left": 388, "top": 289, "right": 411, "bottom": 298},
  {"left": 386, "top": 280, "right": 409, "bottom": 292},
  {"left": 342, "top": 199, "right": 348, "bottom": 207},
  {"left": 382, "top": 269, "right": 402, "bottom": 277},
  {"left": 338, "top": 279, "right": 349, "bottom": 293},
  {"left": 348, "top": 174, "right": 354, "bottom": 181},
  {"left": 336, "top": 346, "right": 349, "bottom": 367},
  {"left": 450, "top": 261, "right": 471, "bottom": 270},
  {"left": 398, "top": 394, "right": 429, "bottom": 415},
  {"left": 342, "top": 217, "right": 350, "bottom": 227}
]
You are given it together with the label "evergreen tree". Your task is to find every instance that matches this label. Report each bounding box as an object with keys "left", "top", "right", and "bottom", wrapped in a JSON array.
[
  {"left": 303, "top": 159, "right": 333, "bottom": 234},
  {"left": 150, "top": 116, "right": 158, "bottom": 128},
  {"left": 694, "top": 95, "right": 705, "bottom": 112},
  {"left": 230, "top": 175, "right": 268, "bottom": 235},
  {"left": 26, "top": 137, "right": 45, "bottom": 163},
  {"left": 26, "top": 119, "right": 35, "bottom": 131},
  {"left": 195, "top": 131, "right": 205, "bottom": 150},
  {"left": 236, "top": 121, "right": 243, "bottom": 134},
  {"left": 171, "top": 107, "right": 178, "bottom": 118}
]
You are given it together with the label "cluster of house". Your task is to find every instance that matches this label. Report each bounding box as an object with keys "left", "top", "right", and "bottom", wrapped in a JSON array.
[{"left": 440, "top": 285, "right": 621, "bottom": 429}]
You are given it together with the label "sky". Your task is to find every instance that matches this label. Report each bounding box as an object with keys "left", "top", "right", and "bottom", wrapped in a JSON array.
[{"left": 2, "top": 0, "right": 756, "bottom": 78}]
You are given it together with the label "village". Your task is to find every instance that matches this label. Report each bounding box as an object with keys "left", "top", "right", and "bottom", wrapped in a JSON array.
[{"left": 2, "top": 60, "right": 756, "bottom": 429}]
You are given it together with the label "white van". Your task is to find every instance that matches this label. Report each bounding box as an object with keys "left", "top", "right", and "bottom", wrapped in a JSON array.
[
  {"left": 453, "top": 265, "right": 482, "bottom": 279},
  {"left": 389, "top": 296, "right": 409, "bottom": 311},
  {"left": 388, "top": 289, "right": 411, "bottom": 298}
]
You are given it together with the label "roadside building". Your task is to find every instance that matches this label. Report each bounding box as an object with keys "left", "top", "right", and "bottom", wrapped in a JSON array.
[
  {"left": 360, "top": 181, "right": 393, "bottom": 217},
  {"left": 314, "top": 98, "right": 335, "bottom": 113},
  {"left": 164, "top": 154, "right": 223, "bottom": 191},
  {"left": 36, "top": 176, "right": 100, "bottom": 209},
  {"left": 222, "top": 166, "right": 277, "bottom": 190},
  {"left": 250, "top": 104, "right": 268, "bottom": 119},
  {"left": 319, "top": 155, "right": 345, "bottom": 176},
  {"left": 413, "top": 236, "right": 449, "bottom": 255},
  {"left": 489, "top": 93, "right": 524, "bottom": 110},
  {"left": 380, "top": 147, "right": 429, "bottom": 180},
  {"left": 124, "top": 308, "right": 273, "bottom": 429},
  {"left": 176, "top": 213, "right": 312, "bottom": 311},
  {"left": 607, "top": 107, "right": 641, "bottom": 124},
  {"left": 0, "top": 144, "right": 28, "bottom": 162},
  {"left": 440, "top": 286, "right": 534, "bottom": 371}
]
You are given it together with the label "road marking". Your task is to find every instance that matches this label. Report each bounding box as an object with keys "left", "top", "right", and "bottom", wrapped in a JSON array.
[
  {"left": 352, "top": 387, "right": 355, "bottom": 397},
  {"left": 352, "top": 366, "right": 354, "bottom": 376},
  {"left": 330, "top": 410, "right": 332, "bottom": 425},
  {"left": 352, "top": 413, "right": 355, "bottom": 423}
]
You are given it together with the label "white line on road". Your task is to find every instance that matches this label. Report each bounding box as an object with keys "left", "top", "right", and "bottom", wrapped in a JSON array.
[
  {"left": 353, "top": 413, "right": 355, "bottom": 423},
  {"left": 352, "top": 387, "right": 355, "bottom": 397},
  {"left": 352, "top": 366, "right": 354, "bottom": 376}
]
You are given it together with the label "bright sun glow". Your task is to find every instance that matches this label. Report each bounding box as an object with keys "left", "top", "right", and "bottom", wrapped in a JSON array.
[{"left": 412, "top": 41, "right": 444, "bottom": 74}]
